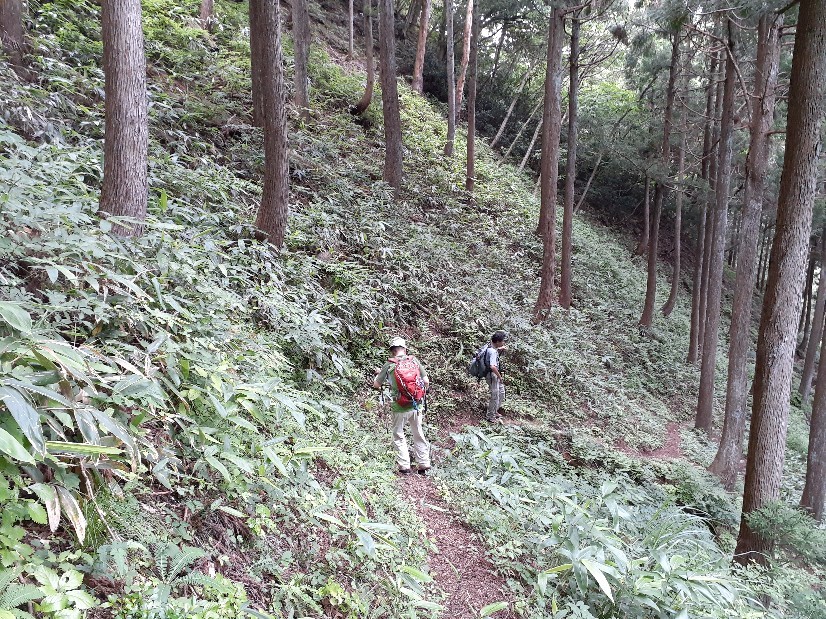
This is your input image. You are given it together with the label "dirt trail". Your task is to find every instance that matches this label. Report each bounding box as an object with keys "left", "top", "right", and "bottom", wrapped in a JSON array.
[{"left": 397, "top": 408, "right": 516, "bottom": 619}]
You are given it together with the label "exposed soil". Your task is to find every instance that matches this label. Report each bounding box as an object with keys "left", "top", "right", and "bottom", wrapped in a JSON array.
[
  {"left": 399, "top": 472, "right": 515, "bottom": 619},
  {"left": 616, "top": 421, "right": 684, "bottom": 459}
]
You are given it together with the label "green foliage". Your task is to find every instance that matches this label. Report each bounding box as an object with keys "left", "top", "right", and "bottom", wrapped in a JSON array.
[{"left": 0, "top": 568, "right": 41, "bottom": 619}]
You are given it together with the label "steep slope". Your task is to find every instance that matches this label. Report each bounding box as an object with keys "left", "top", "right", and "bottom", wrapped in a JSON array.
[{"left": 0, "top": 1, "right": 822, "bottom": 618}]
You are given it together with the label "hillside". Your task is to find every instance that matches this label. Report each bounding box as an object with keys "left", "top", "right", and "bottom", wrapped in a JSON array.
[{"left": 0, "top": 1, "right": 823, "bottom": 618}]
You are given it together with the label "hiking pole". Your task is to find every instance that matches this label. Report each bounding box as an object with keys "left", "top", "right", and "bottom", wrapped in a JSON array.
[{"left": 379, "top": 388, "right": 390, "bottom": 434}]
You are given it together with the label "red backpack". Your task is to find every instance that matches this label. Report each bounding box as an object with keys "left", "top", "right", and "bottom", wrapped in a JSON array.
[{"left": 390, "top": 356, "right": 426, "bottom": 406}]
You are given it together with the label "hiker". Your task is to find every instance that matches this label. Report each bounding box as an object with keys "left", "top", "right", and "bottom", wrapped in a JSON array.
[
  {"left": 483, "top": 331, "right": 508, "bottom": 422},
  {"left": 373, "top": 337, "right": 431, "bottom": 475}
]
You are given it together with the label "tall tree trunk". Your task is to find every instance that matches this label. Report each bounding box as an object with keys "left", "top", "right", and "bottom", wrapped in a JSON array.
[
  {"left": 574, "top": 151, "right": 604, "bottom": 214},
  {"left": 491, "top": 65, "right": 535, "bottom": 148},
  {"left": 352, "top": 0, "right": 375, "bottom": 115},
  {"left": 662, "top": 125, "right": 686, "bottom": 317},
  {"left": 695, "top": 20, "right": 736, "bottom": 435},
  {"left": 411, "top": 0, "right": 431, "bottom": 93},
  {"left": 99, "top": 0, "right": 148, "bottom": 237},
  {"left": 378, "top": 0, "right": 403, "bottom": 191},
  {"left": 634, "top": 177, "right": 650, "bottom": 256},
  {"left": 801, "top": 230, "right": 826, "bottom": 403},
  {"left": 479, "top": 23, "right": 506, "bottom": 93},
  {"left": 688, "top": 200, "right": 708, "bottom": 363},
  {"left": 532, "top": 7, "right": 565, "bottom": 323},
  {"left": 640, "top": 31, "right": 679, "bottom": 328},
  {"left": 759, "top": 223, "right": 772, "bottom": 289},
  {"left": 0, "top": 0, "right": 25, "bottom": 70},
  {"left": 199, "top": 0, "right": 214, "bottom": 31},
  {"left": 504, "top": 99, "right": 541, "bottom": 159},
  {"left": 735, "top": 0, "right": 826, "bottom": 564},
  {"left": 250, "top": 0, "right": 264, "bottom": 126},
  {"left": 292, "top": 0, "right": 310, "bottom": 118},
  {"left": 443, "top": 0, "right": 456, "bottom": 156},
  {"left": 251, "top": 0, "right": 289, "bottom": 247},
  {"left": 403, "top": 0, "right": 421, "bottom": 38},
  {"left": 799, "top": 249, "right": 815, "bottom": 353},
  {"left": 518, "top": 117, "right": 542, "bottom": 172},
  {"left": 465, "top": 2, "right": 478, "bottom": 191},
  {"left": 560, "top": 13, "right": 581, "bottom": 310},
  {"left": 455, "top": 0, "right": 472, "bottom": 111},
  {"left": 756, "top": 220, "right": 768, "bottom": 290},
  {"left": 348, "top": 0, "right": 354, "bottom": 59},
  {"left": 801, "top": 328, "right": 826, "bottom": 520},
  {"left": 709, "top": 13, "right": 782, "bottom": 489}
]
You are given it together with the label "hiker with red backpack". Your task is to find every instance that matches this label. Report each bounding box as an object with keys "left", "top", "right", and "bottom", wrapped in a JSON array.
[{"left": 373, "top": 337, "right": 431, "bottom": 475}]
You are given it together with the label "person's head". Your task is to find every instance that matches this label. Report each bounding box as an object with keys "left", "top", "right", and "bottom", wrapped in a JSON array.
[
  {"left": 491, "top": 331, "right": 508, "bottom": 347},
  {"left": 388, "top": 336, "right": 407, "bottom": 356}
]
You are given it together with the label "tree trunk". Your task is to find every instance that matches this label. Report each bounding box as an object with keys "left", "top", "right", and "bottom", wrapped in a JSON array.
[
  {"left": 249, "top": 0, "right": 264, "bottom": 126},
  {"left": 491, "top": 65, "right": 535, "bottom": 148},
  {"left": 518, "top": 116, "right": 541, "bottom": 173},
  {"left": 99, "top": 0, "right": 148, "bottom": 237},
  {"left": 199, "top": 0, "right": 214, "bottom": 31},
  {"left": 695, "top": 20, "right": 736, "bottom": 435},
  {"left": 348, "top": 0, "right": 354, "bottom": 58},
  {"left": 378, "top": 0, "right": 403, "bottom": 192},
  {"left": 532, "top": 7, "right": 565, "bottom": 323},
  {"left": 735, "top": 0, "right": 826, "bottom": 564},
  {"left": 559, "top": 13, "right": 581, "bottom": 310},
  {"left": 799, "top": 249, "right": 815, "bottom": 353},
  {"left": 443, "top": 0, "right": 456, "bottom": 155},
  {"left": 411, "top": 0, "right": 431, "bottom": 93},
  {"left": 251, "top": 0, "right": 289, "bottom": 247},
  {"left": 662, "top": 128, "right": 685, "bottom": 317},
  {"left": 352, "top": 0, "right": 375, "bottom": 115},
  {"left": 574, "top": 151, "right": 604, "bottom": 214},
  {"left": 479, "top": 23, "right": 506, "bottom": 93},
  {"left": 801, "top": 327, "right": 826, "bottom": 521},
  {"left": 634, "top": 177, "right": 650, "bottom": 256},
  {"left": 292, "top": 0, "right": 310, "bottom": 118},
  {"left": 403, "top": 0, "right": 421, "bottom": 39},
  {"left": 709, "top": 13, "right": 782, "bottom": 489},
  {"left": 504, "top": 99, "right": 541, "bottom": 159},
  {"left": 465, "top": 1, "right": 478, "bottom": 192},
  {"left": 0, "top": 0, "right": 25, "bottom": 70},
  {"left": 801, "top": 230, "right": 826, "bottom": 403},
  {"left": 688, "top": 200, "right": 708, "bottom": 363},
  {"left": 640, "top": 31, "right": 679, "bottom": 328},
  {"left": 455, "top": 0, "right": 472, "bottom": 111}
]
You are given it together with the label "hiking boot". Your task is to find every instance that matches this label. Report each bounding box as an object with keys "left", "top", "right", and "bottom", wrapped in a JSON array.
[
  {"left": 398, "top": 468, "right": 412, "bottom": 475},
  {"left": 484, "top": 416, "right": 502, "bottom": 424},
  {"left": 417, "top": 466, "right": 431, "bottom": 476}
]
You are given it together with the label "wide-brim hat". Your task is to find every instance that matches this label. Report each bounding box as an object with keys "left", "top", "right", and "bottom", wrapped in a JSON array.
[{"left": 388, "top": 337, "right": 407, "bottom": 349}]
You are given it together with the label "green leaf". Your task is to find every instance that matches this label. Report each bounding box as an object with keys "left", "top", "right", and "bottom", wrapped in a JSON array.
[
  {"left": 29, "top": 483, "right": 61, "bottom": 532},
  {"left": 45, "top": 441, "right": 122, "bottom": 456},
  {"left": 0, "top": 427, "right": 36, "bottom": 463},
  {"left": 0, "top": 386, "right": 46, "bottom": 455},
  {"left": 205, "top": 455, "right": 233, "bottom": 483},
  {"left": 401, "top": 566, "right": 433, "bottom": 583},
  {"left": 581, "top": 558, "right": 614, "bottom": 602},
  {"left": 0, "top": 302, "right": 33, "bottom": 334},
  {"left": 55, "top": 486, "right": 86, "bottom": 543},
  {"left": 27, "top": 501, "right": 48, "bottom": 525},
  {"left": 91, "top": 409, "right": 139, "bottom": 470},
  {"left": 479, "top": 601, "right": 509, "bottom": 617}
]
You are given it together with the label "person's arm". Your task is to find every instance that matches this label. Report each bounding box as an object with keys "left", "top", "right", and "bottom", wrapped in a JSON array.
[
  {"left": 489, "top": 348, "right": 502, "bottom": 380},
  {"left": 418, "top": 360, "right": 430, "bottom": 390},
  {"left": 373, "top": 364, "right": 388, "bottom": 389}
]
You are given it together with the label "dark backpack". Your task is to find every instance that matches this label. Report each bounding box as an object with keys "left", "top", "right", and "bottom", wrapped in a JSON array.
[
  {"left": 390, "top": 356, "right": 426, "bottom": 406},
  {"left": 467, "top": 345, "right": 491, "bottom": 379}
]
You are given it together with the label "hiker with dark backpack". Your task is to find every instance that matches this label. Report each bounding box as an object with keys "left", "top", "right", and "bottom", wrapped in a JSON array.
[
  {"left": 467, "top": 331, "right": 508, "bottom": 422},
  {"left": 373, "top": 337, "right": 431, "bottom": 475}
]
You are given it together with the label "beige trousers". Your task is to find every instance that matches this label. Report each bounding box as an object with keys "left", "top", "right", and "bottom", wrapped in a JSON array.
[
  {"left": 392, "top": 408, "right": 431, "bottom": 470},
  {"left": 485, "top": 374, "right": 505, "bottom": 420}
]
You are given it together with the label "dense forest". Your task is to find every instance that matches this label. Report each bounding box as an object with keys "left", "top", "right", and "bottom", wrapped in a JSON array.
[{"left": 0, "top": 0, "right": 825, "bottom": 617}]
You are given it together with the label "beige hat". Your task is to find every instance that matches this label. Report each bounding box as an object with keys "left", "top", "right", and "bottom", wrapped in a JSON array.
[{"left": 388, "top": 337, "right": 407, "bottom": 349}]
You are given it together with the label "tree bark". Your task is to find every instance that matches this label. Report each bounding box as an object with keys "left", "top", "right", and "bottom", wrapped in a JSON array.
[
  {"left": 251, "top": 0, "right": 289, "bottom": 247},
  {"left": 688, "top": 200, "right": 708, "bottom": 363},
  {"left": 352, "top": 0, "right": 375, "bottom": 115},
  {"left": 455, "top": 0, "right": 472, "bottom": 111},
  {"left": 199, "top": 0, "right": 214, "bottom": 31},
  {"left": 479, "top": 23, "right": 506, "bottom": 93},
  {"left": 411, "top": 0, "right": 431, "bottom": 93},
  {"left": 559, "top": 13, "right": 581, "bottom": 310},
  {"left": 532, "top": 7, "right": 565, "bottom": 323},
  {"left": 348, "top": 0, "right": 354, "bottom": 58},
  {"left": 801, "top": 326, "right": 826, "bottom": 521},
  {"left": 735, "top": 0, "right": 826, "bottom": 564},
  {"left": 634, "top": 177, "right": 650, "bottom": 256},
  {"left": 99, "top": 0, "right": 148, "bottom": 237},
  {"left": 292, "top": 0, "right": 310, "bottom": 118},
  {"left": 504, "top": 99, "right": 541, "bottom": 159},
  {"left": 695, "top": 20, "right": 736, "bottom": 435},
  {"left": 249, "top": 0, "right": 265, "bottom": 126},
  {"left": 378, "top": 0, "right": 403, "bottom": 192},
  {"left": 574, "top": 151, "right": 604, "bottom": 214},
  {"left": 709, "top": 13, "right": 782, "bottom": 489},
  {"left": 491, "top": 65, "right": 535, "bottom": 148},
  {"left": 465, "top": 1, "right": 478, "bottom": 192},
  {"left": 443, "top": 0, "right": 456, "bottom": 155},
  {"left": 640, "top": 31, "right": 679, "bottom": 328},
  {"left": 0, "top": 0, "right": 25, "bottom": 70},
  {"left": 801, "top": 230, "right": 826, "bottom": 403},
  {"left": 662, "top": 124, "right": 686, "bottom": 317},
  {"left": 518, "top": 116, "right": 541, "bottom": 173},
  {"left": 799, "top": 249, "right": 815, "bottom": 353}
]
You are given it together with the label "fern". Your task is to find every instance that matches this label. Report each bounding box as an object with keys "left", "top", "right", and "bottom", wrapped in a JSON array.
[{"left": 0, "top": 569, "right": 41, "bottom": 618}]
